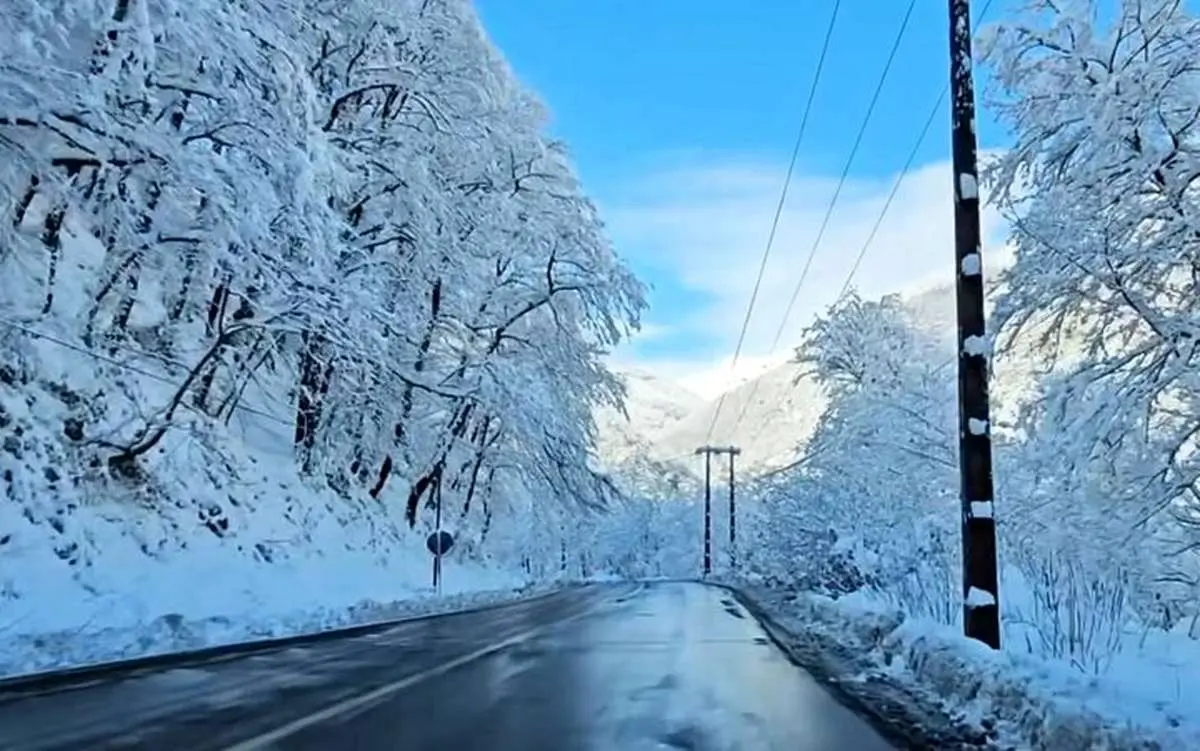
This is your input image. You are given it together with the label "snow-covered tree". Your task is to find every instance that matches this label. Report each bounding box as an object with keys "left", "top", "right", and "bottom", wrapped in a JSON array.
[
  {"left": 743, "top": 293, "right": 960, "bottom": 621},
  {"left": 0, "top": 0, "right": 644, "bottom": 571},
  {"left": 980, "top": 0, "right": 1200, "bottom": 612}
]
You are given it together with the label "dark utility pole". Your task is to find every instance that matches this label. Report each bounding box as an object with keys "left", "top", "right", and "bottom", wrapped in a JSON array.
[
  {"left": 696, "top": 447, "right": 713, "bottom": 576},
  {"left": 948, "top": 0, "right": 1000, "bottom": 649},
  {"left": 727, "top": 447, "right": 741, "bottom": 569},
  {"left": 695, "top": 445, "right": 741, "bottom": 576}
]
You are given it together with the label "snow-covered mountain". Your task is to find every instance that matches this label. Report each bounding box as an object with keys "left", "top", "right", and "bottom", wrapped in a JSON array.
[
  {"left": 593, "top": 367, "right": 705, "bottom": 465},
  {"left": 593, "top": 357, "right": 833, "bottom": 481},
  {"left": 598, "top": 281, "right": 988, "bottom": 478},
  {"left": 649, "top": 363, "right": 826, "bottom": 474},
  {"left": 593, "top": 356, "right": 828, "bottom": 480},
  {"left": 590, "top": 367, "right": 705, "bottom": 498}
]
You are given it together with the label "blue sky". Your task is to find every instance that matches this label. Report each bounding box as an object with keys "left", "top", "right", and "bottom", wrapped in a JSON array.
[{"left": 474, "top": 0, "right": 1016, "bottom": 397}]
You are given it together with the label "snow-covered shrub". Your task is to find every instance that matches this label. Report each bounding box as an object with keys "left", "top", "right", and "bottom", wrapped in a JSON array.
[
  {"left": 1003, "top": 547, "right": 1131, "bottom": 675},
  {"left": 742, "top": 1, "right": 1200, "bottom": 702}
]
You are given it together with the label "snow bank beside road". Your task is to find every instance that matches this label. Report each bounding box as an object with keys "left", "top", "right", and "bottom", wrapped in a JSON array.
[
  {"left": 0, "top": 357, "right": 557, "bottom": 681},
  {"left": 0, "top": 289, "right": 550, "bottom": 681},
  {"left": 734, "top": 583, "right": 1199, "bottom": 751},
  {"left": 0, "top": 580, "right": 557, "bottom": 681}
]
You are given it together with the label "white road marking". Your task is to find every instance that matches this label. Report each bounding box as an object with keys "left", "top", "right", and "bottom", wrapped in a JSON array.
[{"left": 222, "top": 586, "right": 637, "bottom": 750}]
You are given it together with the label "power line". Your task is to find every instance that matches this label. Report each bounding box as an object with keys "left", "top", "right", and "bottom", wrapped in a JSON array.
[
  {"left": 730, "top": 0, "right": 1001, "bottom": 438},
  {"left": 835, "top": 92, "right": 945, "bottom": 300},
  {"left": 773, "top": 0, "right": 917, "bottom": 350},
  {"left": 728, "top": 0, "right": 918, "bottom": 432},
  {"left": 703, "top": 0, "right": 844, "bottom": 445},
  {"left": 833, "top": 0, "right": 999, "bottom": 302}
]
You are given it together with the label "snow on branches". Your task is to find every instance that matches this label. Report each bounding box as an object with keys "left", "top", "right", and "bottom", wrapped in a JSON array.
[
  {"left": 0, "top": 0, "right": 645, "bottom": 549},
  {"left": 737, "top": 293, "right": 961, "bottom": 618},
  {"left": 980, "top": 0, "right": 1200, "bottom": 598}
]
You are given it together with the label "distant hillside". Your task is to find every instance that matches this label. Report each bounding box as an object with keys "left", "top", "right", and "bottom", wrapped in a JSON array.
[
  {"left": 597, "top": 267, "right": 1074, "bottom": 481},
  {"left": 593, "top": 367, "right": 704, "bottom": 466},
  {"left": 651, "top": 363, "right": 826, "bottom": 474}
]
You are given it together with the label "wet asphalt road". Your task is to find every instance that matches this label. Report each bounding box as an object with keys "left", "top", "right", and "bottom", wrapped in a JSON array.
[{"left": 0, "top": 582, "right": 897, "bottom": 750}]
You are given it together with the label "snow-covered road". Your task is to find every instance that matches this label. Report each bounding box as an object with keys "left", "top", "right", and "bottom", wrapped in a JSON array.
[{"left": 0, "top": 582, "right": 896, "bottom": 750}]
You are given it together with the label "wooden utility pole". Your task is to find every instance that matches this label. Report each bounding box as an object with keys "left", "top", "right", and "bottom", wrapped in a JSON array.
[
  {"left": 948, "top": 0, "right": 1001, "bottom": 649},
  {"left": 697, "top": 447, "right": 712, "bottom": 575},
  {"left": 727, "top": 448, "right": 740, "bottom": 569},
  {"left": 695, "top": 445, "right": 741, "bottom": 576}
]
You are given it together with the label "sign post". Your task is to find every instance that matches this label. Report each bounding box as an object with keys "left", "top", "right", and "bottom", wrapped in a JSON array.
[
  {"left": 426, "top": 529, "right": 455, "bottom": 593},
  {"left": 425, "top": 481, "right": 454, "bottom": 594}
]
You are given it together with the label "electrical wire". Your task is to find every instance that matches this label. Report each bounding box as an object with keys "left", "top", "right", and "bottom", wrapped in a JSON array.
[
  {"left": 702, "top": 0, "right": 844, "bottom": 445},
  {"left": 0, "top": 317, "right": 293, "bottom": 426},
  {"left": 727, "top": 0, "right": 919, "bottom": 432},
  {"left": 729, "top": 0, "right": 1002, "bottom": 440}
]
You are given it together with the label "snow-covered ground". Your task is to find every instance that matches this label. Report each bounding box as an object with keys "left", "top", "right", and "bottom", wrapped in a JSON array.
[
  {"left": 0, "top": 308, "right": 552, "bottom": 680},
  {"left": 0, "top": 218, "right": 553, "bottom": 681},
  {"left": 0, "top": 579, "right": 555, "bottom": 681},
  {"left": 2, "top": 0, "right": 647, "bottom": 687},
  {"left": 734, "top": 581, "right": 1200, "bottom": 750}
]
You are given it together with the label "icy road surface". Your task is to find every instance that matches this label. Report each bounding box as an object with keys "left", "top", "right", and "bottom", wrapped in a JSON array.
[{"left": 0, "top": 582, "right": 895, "bottom": 750}]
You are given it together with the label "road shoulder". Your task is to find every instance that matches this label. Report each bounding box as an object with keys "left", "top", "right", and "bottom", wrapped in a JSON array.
[{"left": 725, "top": 583, "right": 995, "bottom": 750}]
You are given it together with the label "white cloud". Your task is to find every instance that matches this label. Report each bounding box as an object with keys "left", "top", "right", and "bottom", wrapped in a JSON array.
[{"left": 603, "top": 155, "right": 1011, "bottom": 396}]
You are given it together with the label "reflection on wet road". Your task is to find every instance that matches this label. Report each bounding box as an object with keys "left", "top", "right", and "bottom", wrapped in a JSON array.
[
  {"left": 0, "top": 582, "right": 896, "bottom": 750},
  {"left": 281, "top": 582, "right": 895, "bottom": 750}
]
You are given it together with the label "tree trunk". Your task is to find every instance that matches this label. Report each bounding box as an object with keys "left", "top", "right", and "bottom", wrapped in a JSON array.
[
  {"left": 294, "top": 331, "right": 334, "bottom": 473},
  {"left": 39, "top": 208, "right": 65, "bottom": 315},
  {"left": 372, "top": 277, "right": 442, "bottom": 499}
]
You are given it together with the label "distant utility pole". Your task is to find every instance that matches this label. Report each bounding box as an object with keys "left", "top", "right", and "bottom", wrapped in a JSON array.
[
  {"left": 726, "top": 447, "right": 741, "bottom": 570},
  {"left": 948, "top": 0, "right": 1001, "bottom": 649},
  {"left": 695, "top": 445, "right": 741, "bottom": 576}
]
